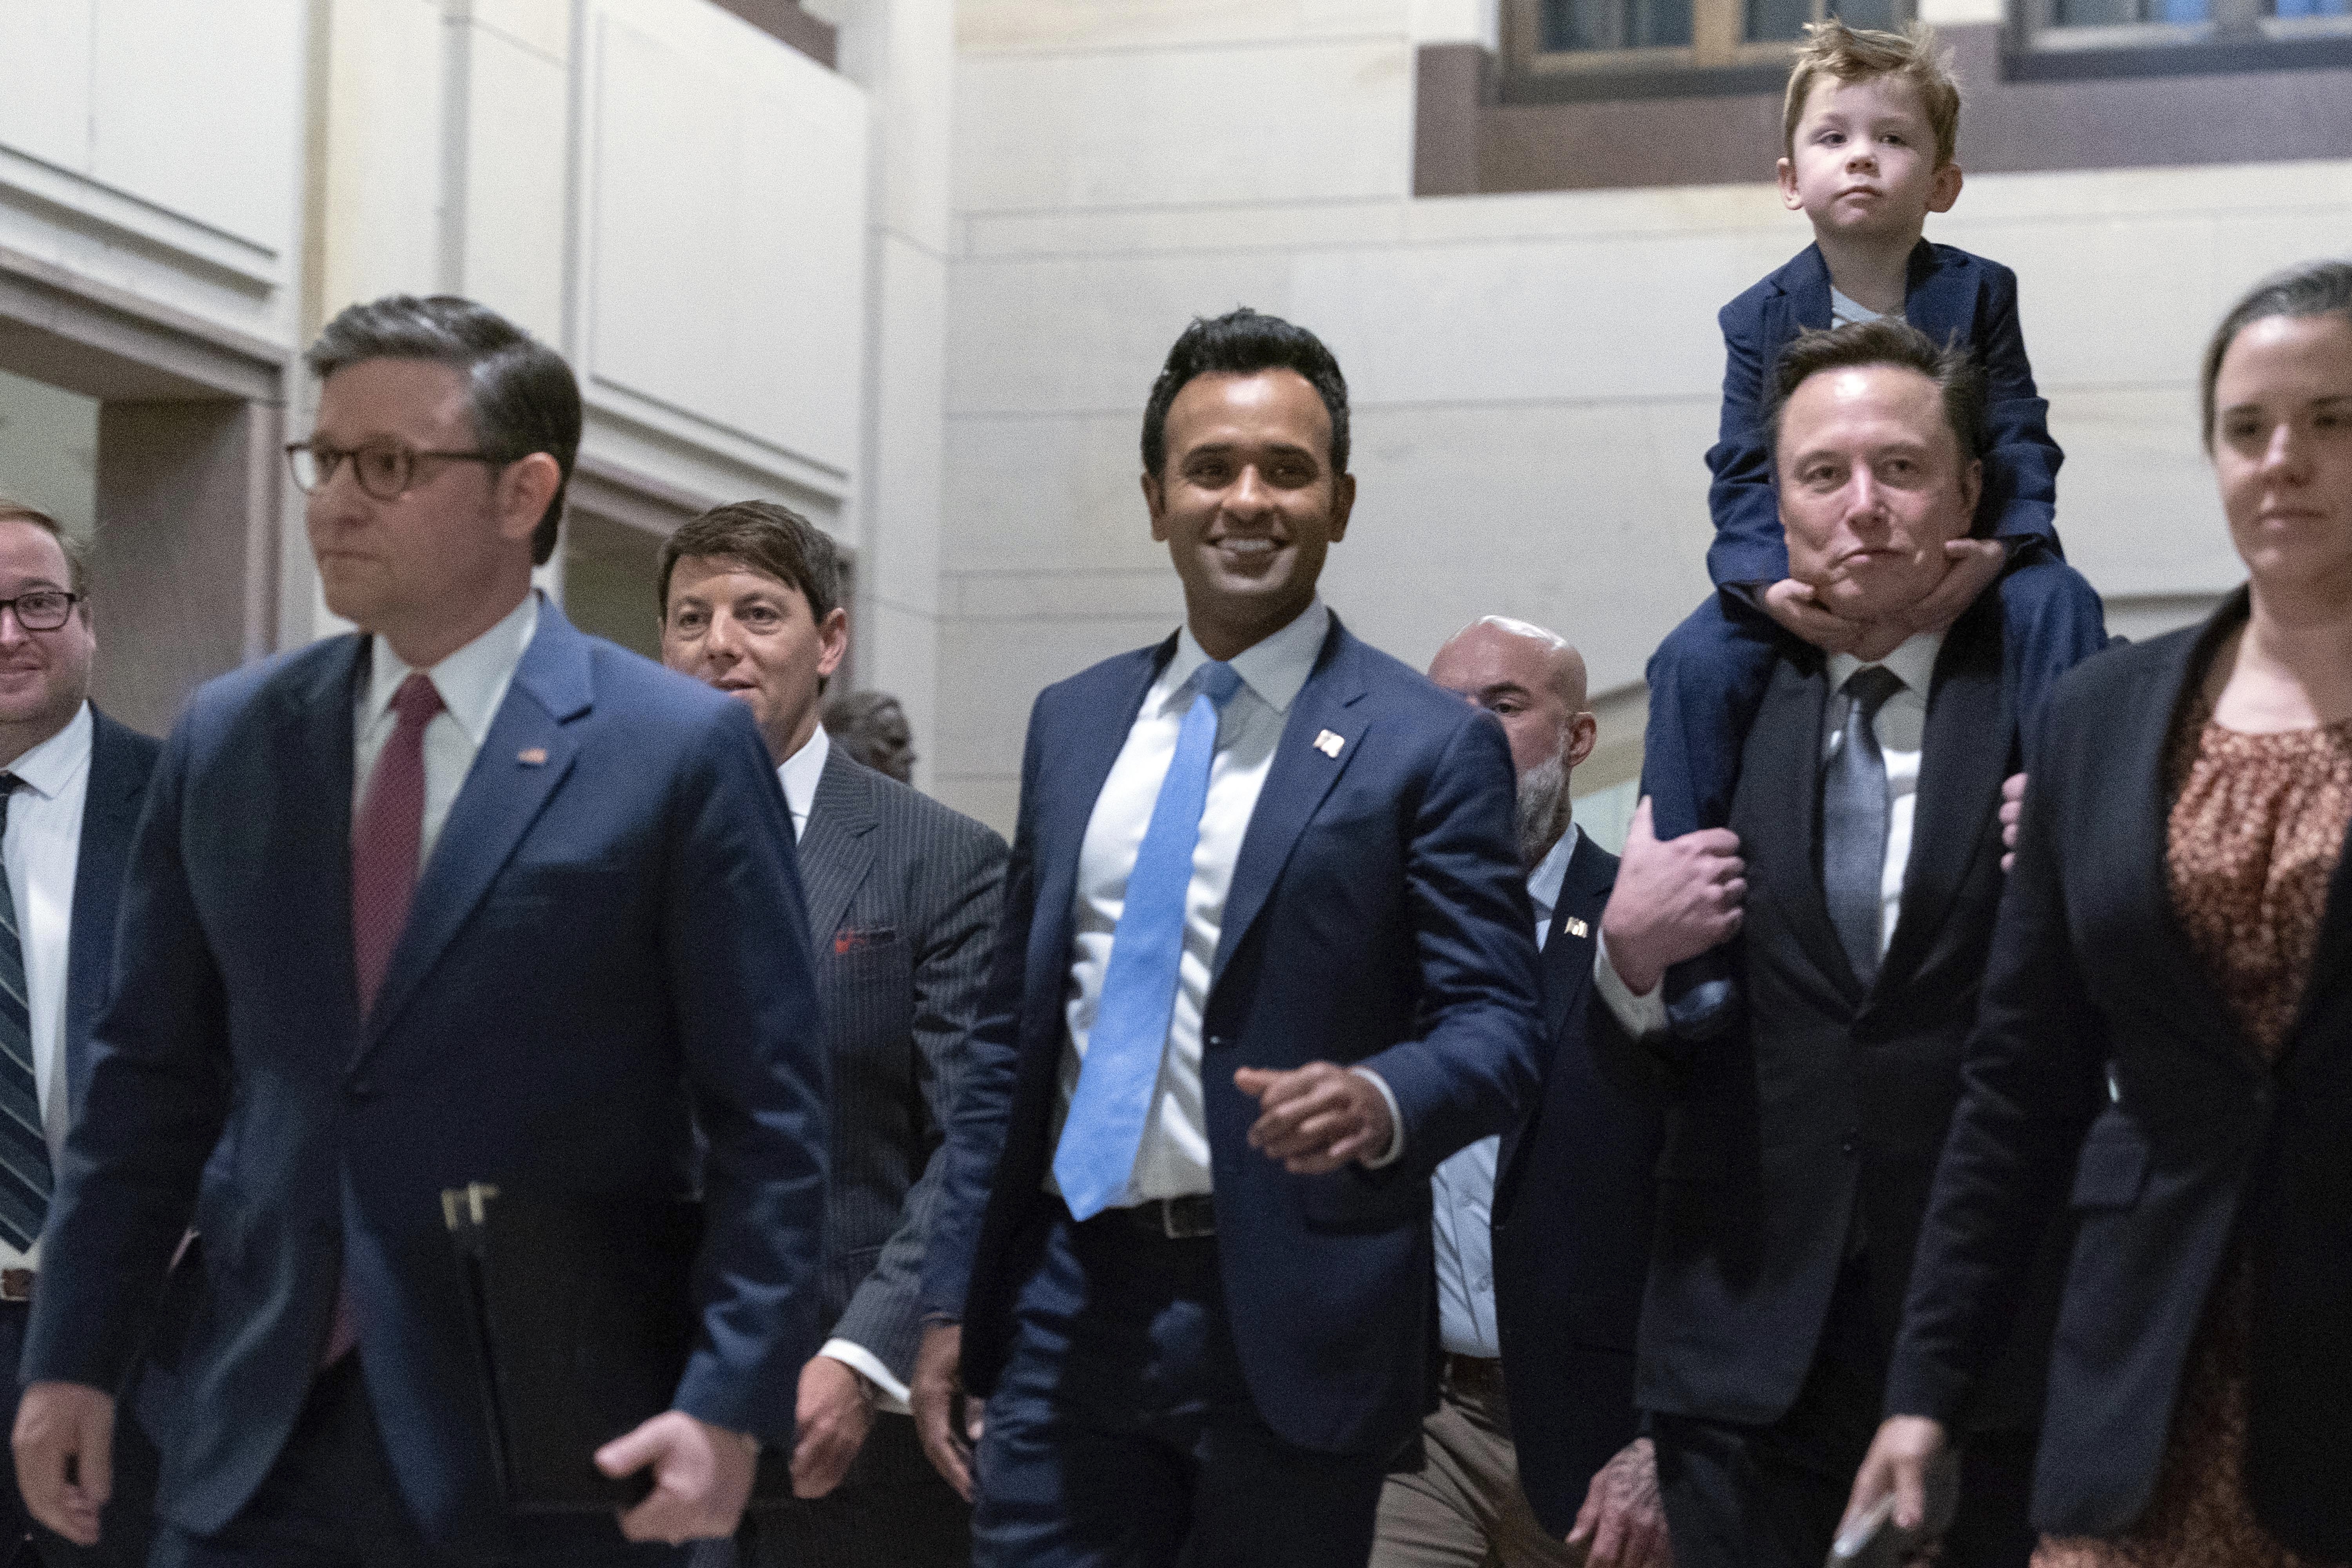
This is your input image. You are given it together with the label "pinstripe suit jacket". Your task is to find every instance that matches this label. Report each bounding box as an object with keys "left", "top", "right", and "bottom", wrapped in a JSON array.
[{"left": 801, "top": 747, "right": 1007, "bottom": 1383}]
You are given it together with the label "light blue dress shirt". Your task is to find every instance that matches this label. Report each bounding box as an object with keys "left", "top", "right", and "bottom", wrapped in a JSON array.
[{"left": 1430, "top": 825, "right": 1578, "bottom": 1359}]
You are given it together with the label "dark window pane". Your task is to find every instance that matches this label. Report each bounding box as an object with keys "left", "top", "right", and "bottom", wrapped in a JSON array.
[
  {"left": 1634, "top": 0, "right": 1695, "bottom": 44},
  {"left": 1830, "top": 0, "right": 1903, "bottom": 26},
  {"left": 2051, "top": 0, "right": 2138, "bottom": 22},
  {"left": 1748, "top": 0, "right": 1814, "bottom": 40},
  {"left": 2273, "top": 0, "right": 2347, "bottom": 15},
  {"left": 1541, "top": 0, "right": 1693, "bottom": 47}
]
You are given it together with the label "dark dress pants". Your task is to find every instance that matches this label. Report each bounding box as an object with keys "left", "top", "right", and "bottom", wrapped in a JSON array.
[
  {"left": 0, "top": 1301, "right": 158, "bottom": 1568},
  {"left": 1649, "top": 1254, "right": 2036, "bottom": 1568},
  {"left": 148, "top": 1358, "right": 682, "bottom": 1568},
  {"left": 739, "top": 1411, "right": 969, "bottom": 1568},
  {"left": 969, "top": 1205, "right": 1390, "bottom": 1568}
]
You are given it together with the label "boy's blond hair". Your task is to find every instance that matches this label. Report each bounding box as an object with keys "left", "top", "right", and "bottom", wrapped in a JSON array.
[{"left": 1782, "top": 19, "right": 1962, "bottom": 169}]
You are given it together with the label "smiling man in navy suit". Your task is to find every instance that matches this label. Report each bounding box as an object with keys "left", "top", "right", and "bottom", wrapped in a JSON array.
[
  {"left": 11, "top": 296, "right": 828, "bottom": 1568},
  {"left": 908, "top": 308, "right": 1546, "bottom": 1568}
]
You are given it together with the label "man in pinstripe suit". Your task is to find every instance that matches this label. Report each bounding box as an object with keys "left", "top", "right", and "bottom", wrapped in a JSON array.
[{"left": 660, "top": 501, "right": 1007, "bottom": 1568}]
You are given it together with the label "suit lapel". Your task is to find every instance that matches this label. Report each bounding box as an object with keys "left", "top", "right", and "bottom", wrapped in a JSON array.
[
  {"left": 1904, "top": 241, "right": 1975, "bottom": 348},
  {"left": 263, "top": 638, "right": 367, "bottom": 1049},
  {"left": 1784, "top": 244, "right": 1833, "bottom": 333},
  {"left": 799, "top": 747, "right": 879, "bottom": 955},
  {"left": 64, "top": 710, "right": 152, "bottom": 1117},
  {"left": 1539, "top": 833, "right": 1613, "bottom": 1043},
  {"left": 1746, "top": 652, "right": 1863, "bottom": 1002},
  {"left": 1028, "top": 641, "right": 1173, "bottom": 998},
  {"left": 359, "top": 606, "right": 592, "bottom": 1056},
  {"left": 1212, "top": 621, "right": 1367, "bottom": 980},
  {"left": 1877, "top": 598, "right": 2009, "bottom": 995}
]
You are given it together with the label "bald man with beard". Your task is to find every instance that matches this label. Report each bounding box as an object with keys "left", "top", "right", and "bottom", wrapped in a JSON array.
[{"left": 1372, "top": 619, "right": 1669, "bottom": 1568}]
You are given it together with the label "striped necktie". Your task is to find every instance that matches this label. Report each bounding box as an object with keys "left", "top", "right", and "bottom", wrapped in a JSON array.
[{"left": 0, "top": 774, "right": 50, "bottom": 1253}]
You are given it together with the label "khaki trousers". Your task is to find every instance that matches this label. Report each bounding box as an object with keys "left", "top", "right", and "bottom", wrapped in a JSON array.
[{"left": 1370, "top": 1356, "right": 1579, "bottom": 1568}]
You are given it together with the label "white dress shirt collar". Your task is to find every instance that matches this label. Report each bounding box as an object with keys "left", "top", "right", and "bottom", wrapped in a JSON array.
[
  {"left": 363, "top": 592, "right": 541, "bottom": 750},
  {"left": 1826, "top": 627, "right": 1943, "bottom": 704},
  {"left": 6, "top": 702, "right": 92, "bottom": 802},
  {"left": 1158, "top": 597, "right": 1330, "bottom": 717},
  {"left": 777, "top": 724, "right": 831, "bottom": 843},
  {"left": 1525, "top": 823, "right": 1579, "bottom": 943}
]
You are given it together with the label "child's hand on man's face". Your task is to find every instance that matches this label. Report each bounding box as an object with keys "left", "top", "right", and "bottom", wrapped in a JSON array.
[
  {"left": 1761, "top": 575, "right": 1870, "bottom": 655},
  {"left": 1897, "top": 538, "right": 2006, "bottom": 638}
]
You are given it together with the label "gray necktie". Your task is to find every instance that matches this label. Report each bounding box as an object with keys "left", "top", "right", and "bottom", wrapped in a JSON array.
[
  {"left": 0, "top": 773, "right": 47, "bottom": 1252},
  {"left": 1824, "top": 666, "right": 1904, "bottom": 988}
]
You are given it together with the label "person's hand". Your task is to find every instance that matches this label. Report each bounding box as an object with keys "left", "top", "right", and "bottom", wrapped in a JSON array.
[
  {"left": 1762, "top": 577, "right": 1871, "bottom": 655},
  {"left": 2000, "top": 772, "right": 2026, "bottom": 873},
  {"left": 594, "top": 1409, "right": 757, "bottom": 1544},
  {"left": 13, "top": 1381, "right": 113, "bottom": 1547},
  {"left": 1568, "top": 1437, "right": 1673, "bottom": 1568},
  {"left": 1843, "top": 1415, "right": 1949, "bottom": 1538},
  {"left": 912, "top": 1322, "right": 981, "bottom": 1502},
  {"left": 1601, "top": 798, "right": 1746, "bottom": 997},
  {"left": 1897, "top": 539, "right": 2007, "bottom": 640},
  {"left": 789, "top": 1354, "right": 876, "bottom": 1500},
  {"left": 1234, "top": 1062, "right": 1395, "bottom": 1174}
]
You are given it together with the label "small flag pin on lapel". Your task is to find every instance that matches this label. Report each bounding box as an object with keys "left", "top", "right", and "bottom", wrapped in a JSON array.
[
  {"left": 517, "top": 748, "right": 548, "bottom": 766},
  {"left": 1312, "top": 729, "right": 1345, "bottom": 759},
  {"left": 1563, "top": 916, "right": 1590, "bottom": 940}
]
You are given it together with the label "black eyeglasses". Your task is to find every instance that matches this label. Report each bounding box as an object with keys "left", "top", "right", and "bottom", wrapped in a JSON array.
[
  {"left": 0, "top": 591, "right": 81, "bottom": 632},
  {"left": 285, "top": 441, "right": 501, "bottom": 501}
]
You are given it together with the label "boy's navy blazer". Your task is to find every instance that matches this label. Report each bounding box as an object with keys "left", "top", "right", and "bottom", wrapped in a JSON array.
[
  {"left": 1705, "top": 239, "right": 2063, "bottom": 587},
  {"left": 922, "top": 615, "right": 1547, "bottom": 1457},
  {"left": 24, "top": 603, "right": 830, "bottom": 1550},
  {"left": 64, "top": 708, "right": 162, "bottom": 1118}
]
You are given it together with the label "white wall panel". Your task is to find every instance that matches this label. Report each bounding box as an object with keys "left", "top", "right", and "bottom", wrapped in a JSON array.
[
  {"left": 959, "top": 0, "right": 1408, "bottom": 53},
  {"left": 583, "top": 0, "right": 869, "bottom": 493},
  {"left": 954, "top": 40, "right": 1412, "bottom": 214},
  {"left": 0, "top": 3, "right": 95, "bottom": 174}
]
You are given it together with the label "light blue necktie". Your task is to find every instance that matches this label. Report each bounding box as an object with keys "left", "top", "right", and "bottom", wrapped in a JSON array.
[{"left": 1054, "top": 661, "right": 1244, "bottom": 1220}]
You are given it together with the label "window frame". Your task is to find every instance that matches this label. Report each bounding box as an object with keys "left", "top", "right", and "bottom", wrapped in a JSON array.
[{"left": 1501, "top": 0, "right": 1916, "bottom": 81}]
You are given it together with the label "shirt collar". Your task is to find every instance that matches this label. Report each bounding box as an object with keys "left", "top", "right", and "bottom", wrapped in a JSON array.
[
  {"left": 1160, "top": 597, "right": 1330, "bottom": 715},
  {"left": 777, "top": 724, "right": 831, "bottom": 836},
  {"left": 365, "top": 592, "right": 541, "bottom": 748},
  {"left": 5, "top": 702, "right": 92, "bottom": 801},
  {"left": 1826, "top": 628, "right": 1943, "bottom": 704},
  {"left": 1526, "top": 822, "right": 1579, "bottom": 918}
]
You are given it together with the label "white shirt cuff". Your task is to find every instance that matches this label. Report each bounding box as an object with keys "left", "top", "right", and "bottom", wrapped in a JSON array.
[
  {"left": 818, "top": 1337, "right": 911, "bottom": 1414},
  {"left": 1349, "top": 1066, "right": 1406, "bottom": 1169},
  {"left": 1594, "top": 933, "right": 1671, "bottom": 1039}
]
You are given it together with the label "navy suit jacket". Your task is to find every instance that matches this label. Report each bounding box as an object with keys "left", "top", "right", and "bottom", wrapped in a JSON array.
[
  {"left": 922, "top": 617, "right": 1546, "bottom": 1457},
  {"left": 64, "top": 709, "right": 162, "bottom": 1121},
  {"left": 1704, "top": 240, "right": 2064, "bottom": 587},
  {"left": 1492, "top": 833, "right": 1660, "bottom": 1536},
  {"left": 25, "top": 602, "right": 830, "bottom": 1549}
]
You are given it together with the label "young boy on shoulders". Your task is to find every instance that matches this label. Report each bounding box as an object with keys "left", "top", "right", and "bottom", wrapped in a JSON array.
[{"left": 1646, "top": 19, "right": 2107, "bottom": 1036}]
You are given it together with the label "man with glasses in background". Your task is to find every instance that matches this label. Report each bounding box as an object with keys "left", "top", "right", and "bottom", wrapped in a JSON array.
[
  {"left": 12, "top": 294, "right": 830, "bottom": 1568},
  {"left": 0, "top": 503, "right": 162, "bottom": 1568}
]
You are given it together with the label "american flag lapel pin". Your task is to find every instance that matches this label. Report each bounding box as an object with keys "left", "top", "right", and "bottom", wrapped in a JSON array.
[
  {"left": 1563, "top": 916, "right": 1590, "bottom": 940},
  {"left": 517, "top": 747, "right": 548, "bottom": 766},
  {"left": 1312, "top": 729, "right": 1345, "bottom": 759}
]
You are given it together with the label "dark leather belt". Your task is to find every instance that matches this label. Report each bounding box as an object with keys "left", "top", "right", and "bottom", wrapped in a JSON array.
[
  {"left": 1104, "top": 1194, "right": 1216, "bottom": 1239},
  {"left": 1442, "top": 1352, "right": 1504, "bottom": 1396},
  {"left": 0, "top": 1268, "right": 33, "bottom": 1303}
]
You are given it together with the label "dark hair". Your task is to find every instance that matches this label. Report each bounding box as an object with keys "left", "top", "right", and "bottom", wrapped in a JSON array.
[
  {"left": 2200, "top": 260, "right": 2352, "bottom": 449},
  {"left": 0, "top": 502, "right": 87, "bottom": 599},
  {"left": 1139, "top": 308, "right": 1350, "bottom": 479},
  {"left": 1767, "top": 318, "right": 1988, "bottom": 488},
  {"left": 656, "top": 500, "right": 843, "bottom": 625},
  {"left": 305, "top": 295, "right": 582, "bottom": 565}
]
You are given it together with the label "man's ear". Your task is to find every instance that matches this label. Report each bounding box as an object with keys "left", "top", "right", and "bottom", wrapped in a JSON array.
[
  {"left": 1142, "top": 469, "right": 1169, "bottom": 543},
  {"left": 1326, "top": 472, "right": 1357, "bottom": 544},
  {"left": 1960, "top": 457, "right": 1983, "bottom": 524},
  {"left": 496, "top": 453, "right": 563, "bottom": 547},
  {"left": 816, "top": 606, "right": 850, "bottom": 680},
  {"left": 1566, "top": 711, "right": 1598, "bottom": 770}
]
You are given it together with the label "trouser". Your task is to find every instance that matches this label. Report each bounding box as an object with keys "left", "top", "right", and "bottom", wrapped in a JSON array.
[
  {"left": 737, "top": 1411, "right": 969, "bottom": 1568},
  {"left": 1371, "top": 1354, "right": 1576, "bottom": 1568},
  {"left": 969, "top": 1205, "right": 1390, "bottom": 1568},
  {"left": 149, "top": 1358, "right": 681, "bottom": 1568}
]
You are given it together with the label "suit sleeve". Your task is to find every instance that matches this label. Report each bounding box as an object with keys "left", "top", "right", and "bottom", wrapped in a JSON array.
[
  {"left": 1353, "top": 710, "right": 1546, "bottom": 1183},
  {"left": 1883, "top": 715, "right": 2107, "bottom": 1425},
  {"left": 920, "top": 698, "right": 1047, "bottom": 1323},
  {"left": 1975, "top": 265, "right": 2063, "bottom": 549},
  {"left": 24, "top": 718, "right": 232, "bottom": 1391},
  {"left": 662, "top": 705, "right": 831, "bottom": 1445},
  {"left": 1704, "top": 299, "right": 1793, "bottom": 588},
  {"left": 829, "top": 816, "right": 1009, "bottom": 1383}
]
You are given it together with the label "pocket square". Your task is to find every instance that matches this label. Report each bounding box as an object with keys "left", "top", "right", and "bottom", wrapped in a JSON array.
[{"left": 832, "top": 926, "right": 899, "bottom": 956}]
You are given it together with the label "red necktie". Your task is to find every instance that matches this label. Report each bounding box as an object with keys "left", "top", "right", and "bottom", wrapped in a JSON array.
[{"left": 324, "top": 671, "right": 442, "bottom": 1365}]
